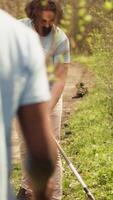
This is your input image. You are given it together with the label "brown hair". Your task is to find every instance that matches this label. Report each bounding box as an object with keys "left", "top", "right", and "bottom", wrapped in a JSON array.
[{"left": 25, "top": 0, "right": 63, "bottom": 24}]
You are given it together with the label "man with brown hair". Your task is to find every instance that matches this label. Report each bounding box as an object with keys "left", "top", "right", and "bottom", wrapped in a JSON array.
[{"left": 18, "top": 1, "right": 70, "bottom": 200}]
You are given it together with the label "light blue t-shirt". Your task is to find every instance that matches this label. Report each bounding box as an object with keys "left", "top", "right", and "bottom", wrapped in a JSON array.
[
  {"left": 20, "top": 18, "right": 70, "bottom": 65},
  {"left": 0, "top": 9, "right": 51, "bottom": 200}
]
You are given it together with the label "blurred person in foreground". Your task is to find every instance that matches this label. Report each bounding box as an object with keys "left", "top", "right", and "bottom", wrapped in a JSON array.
[
  {"left": 0, "top": 9, "right": 57, "bottom": 200},
  {"left": 17, "top": 0, "right": 70, "bottom": 200}
]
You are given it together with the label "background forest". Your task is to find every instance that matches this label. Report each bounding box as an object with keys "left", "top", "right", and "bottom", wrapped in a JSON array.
[
  {"left": 1, "top": 0, "right": 113, "bottom": 200},
  {"left": 0, "top": 0, "right": 113, "bottom": 54}
]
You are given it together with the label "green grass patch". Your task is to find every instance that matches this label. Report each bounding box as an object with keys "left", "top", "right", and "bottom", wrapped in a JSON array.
[
  {"left": 61, "top": 55, "right": 113, "bottom": 200},
  {"left": 11, "top": 164, "right": 22, "bottom": 194}
]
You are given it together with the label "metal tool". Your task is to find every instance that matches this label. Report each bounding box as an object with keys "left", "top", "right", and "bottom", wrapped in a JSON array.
[{"left": 53, "top": 137, "right": 95, "bottom": 200}]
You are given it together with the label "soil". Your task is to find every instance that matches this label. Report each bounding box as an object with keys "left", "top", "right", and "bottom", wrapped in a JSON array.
[
  {"left": 62, "top": 63, "right": 93, "bottom": 124},
  {"left": 12, "top": 63, "right": 93, "bottom": 164}
]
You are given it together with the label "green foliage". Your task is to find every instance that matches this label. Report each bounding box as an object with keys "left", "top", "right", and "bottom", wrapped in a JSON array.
[
  {"left": 0, "top": 0, "right": 28, "bottom": 17},
  {"left": 60, "top": 2, "right": 73, "bottom": 36},
  {"left": 61, "top": 54, "right": 113, "bottom": 199},
  {"left": 85, "top": 0, "right": 113, "bottom": 53},
  {"left": 60, "top": 0, "right": 113, "bottom": 53},
  {"left": 103, "top": 1, "right": 113, "bottom": 11}
]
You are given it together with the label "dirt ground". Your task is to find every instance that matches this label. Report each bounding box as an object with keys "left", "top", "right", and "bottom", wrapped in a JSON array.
[
  {"left": 62, "top": 63, "right": 93, "bottom": 123},
  {"left": 12, "top": 63, "right": 93, "bottom": 164}
]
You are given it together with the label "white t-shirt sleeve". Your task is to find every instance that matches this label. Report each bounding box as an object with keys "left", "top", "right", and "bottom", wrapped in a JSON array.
[
  {"left": 20, "top": 32, "right": 51, "bottom": 106},
  {"left": 53, "top": 38, "right": 70, "bottom": 64}
]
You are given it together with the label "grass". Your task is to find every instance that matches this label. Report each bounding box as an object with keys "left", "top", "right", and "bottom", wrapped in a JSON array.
[
  {"left": 11, "top": 164, "right": 22, "bottom": 194},
  {"left": 12, "top": 54, "right": 113, "bottom": 200},
  {"left": 61, "top": 54, "right": 113, "bottom": 200}
]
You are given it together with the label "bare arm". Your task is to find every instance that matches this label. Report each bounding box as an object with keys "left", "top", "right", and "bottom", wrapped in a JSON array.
[
  {"left": 49, "top": 63, "right": 69, "bottom": 112},
  {"left": 18, "top": 102, "right": 57, "bottom": 200}
]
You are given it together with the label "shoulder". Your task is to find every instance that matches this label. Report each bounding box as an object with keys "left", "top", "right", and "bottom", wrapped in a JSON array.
[
  {"left": 54, "top": 26, "right": 69, "bottom": 45},
  {"left": 0, "top": 9, "right": 42, "bottom": 67},
  {"left": 19, "top": 18, "right": 32, "bottom": 28},
  {"left": 0, "top": 10, "right": 33, "bottom": 38}
]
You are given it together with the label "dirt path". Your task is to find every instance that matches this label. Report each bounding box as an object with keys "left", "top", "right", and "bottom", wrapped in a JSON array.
[
  {"left": 12, "top": 63, "right": 93, "bottom": 164},
  {"left": 62, "top": 63, "right": 93, "bottom": 124}
]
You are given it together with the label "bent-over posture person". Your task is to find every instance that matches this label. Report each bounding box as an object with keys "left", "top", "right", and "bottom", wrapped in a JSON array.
[
  {"left": 17, "top": 1, "right": 70, "bottom": 200},
  {"left": 0, "top": 9, "right": 57, "bottom": 200}
]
